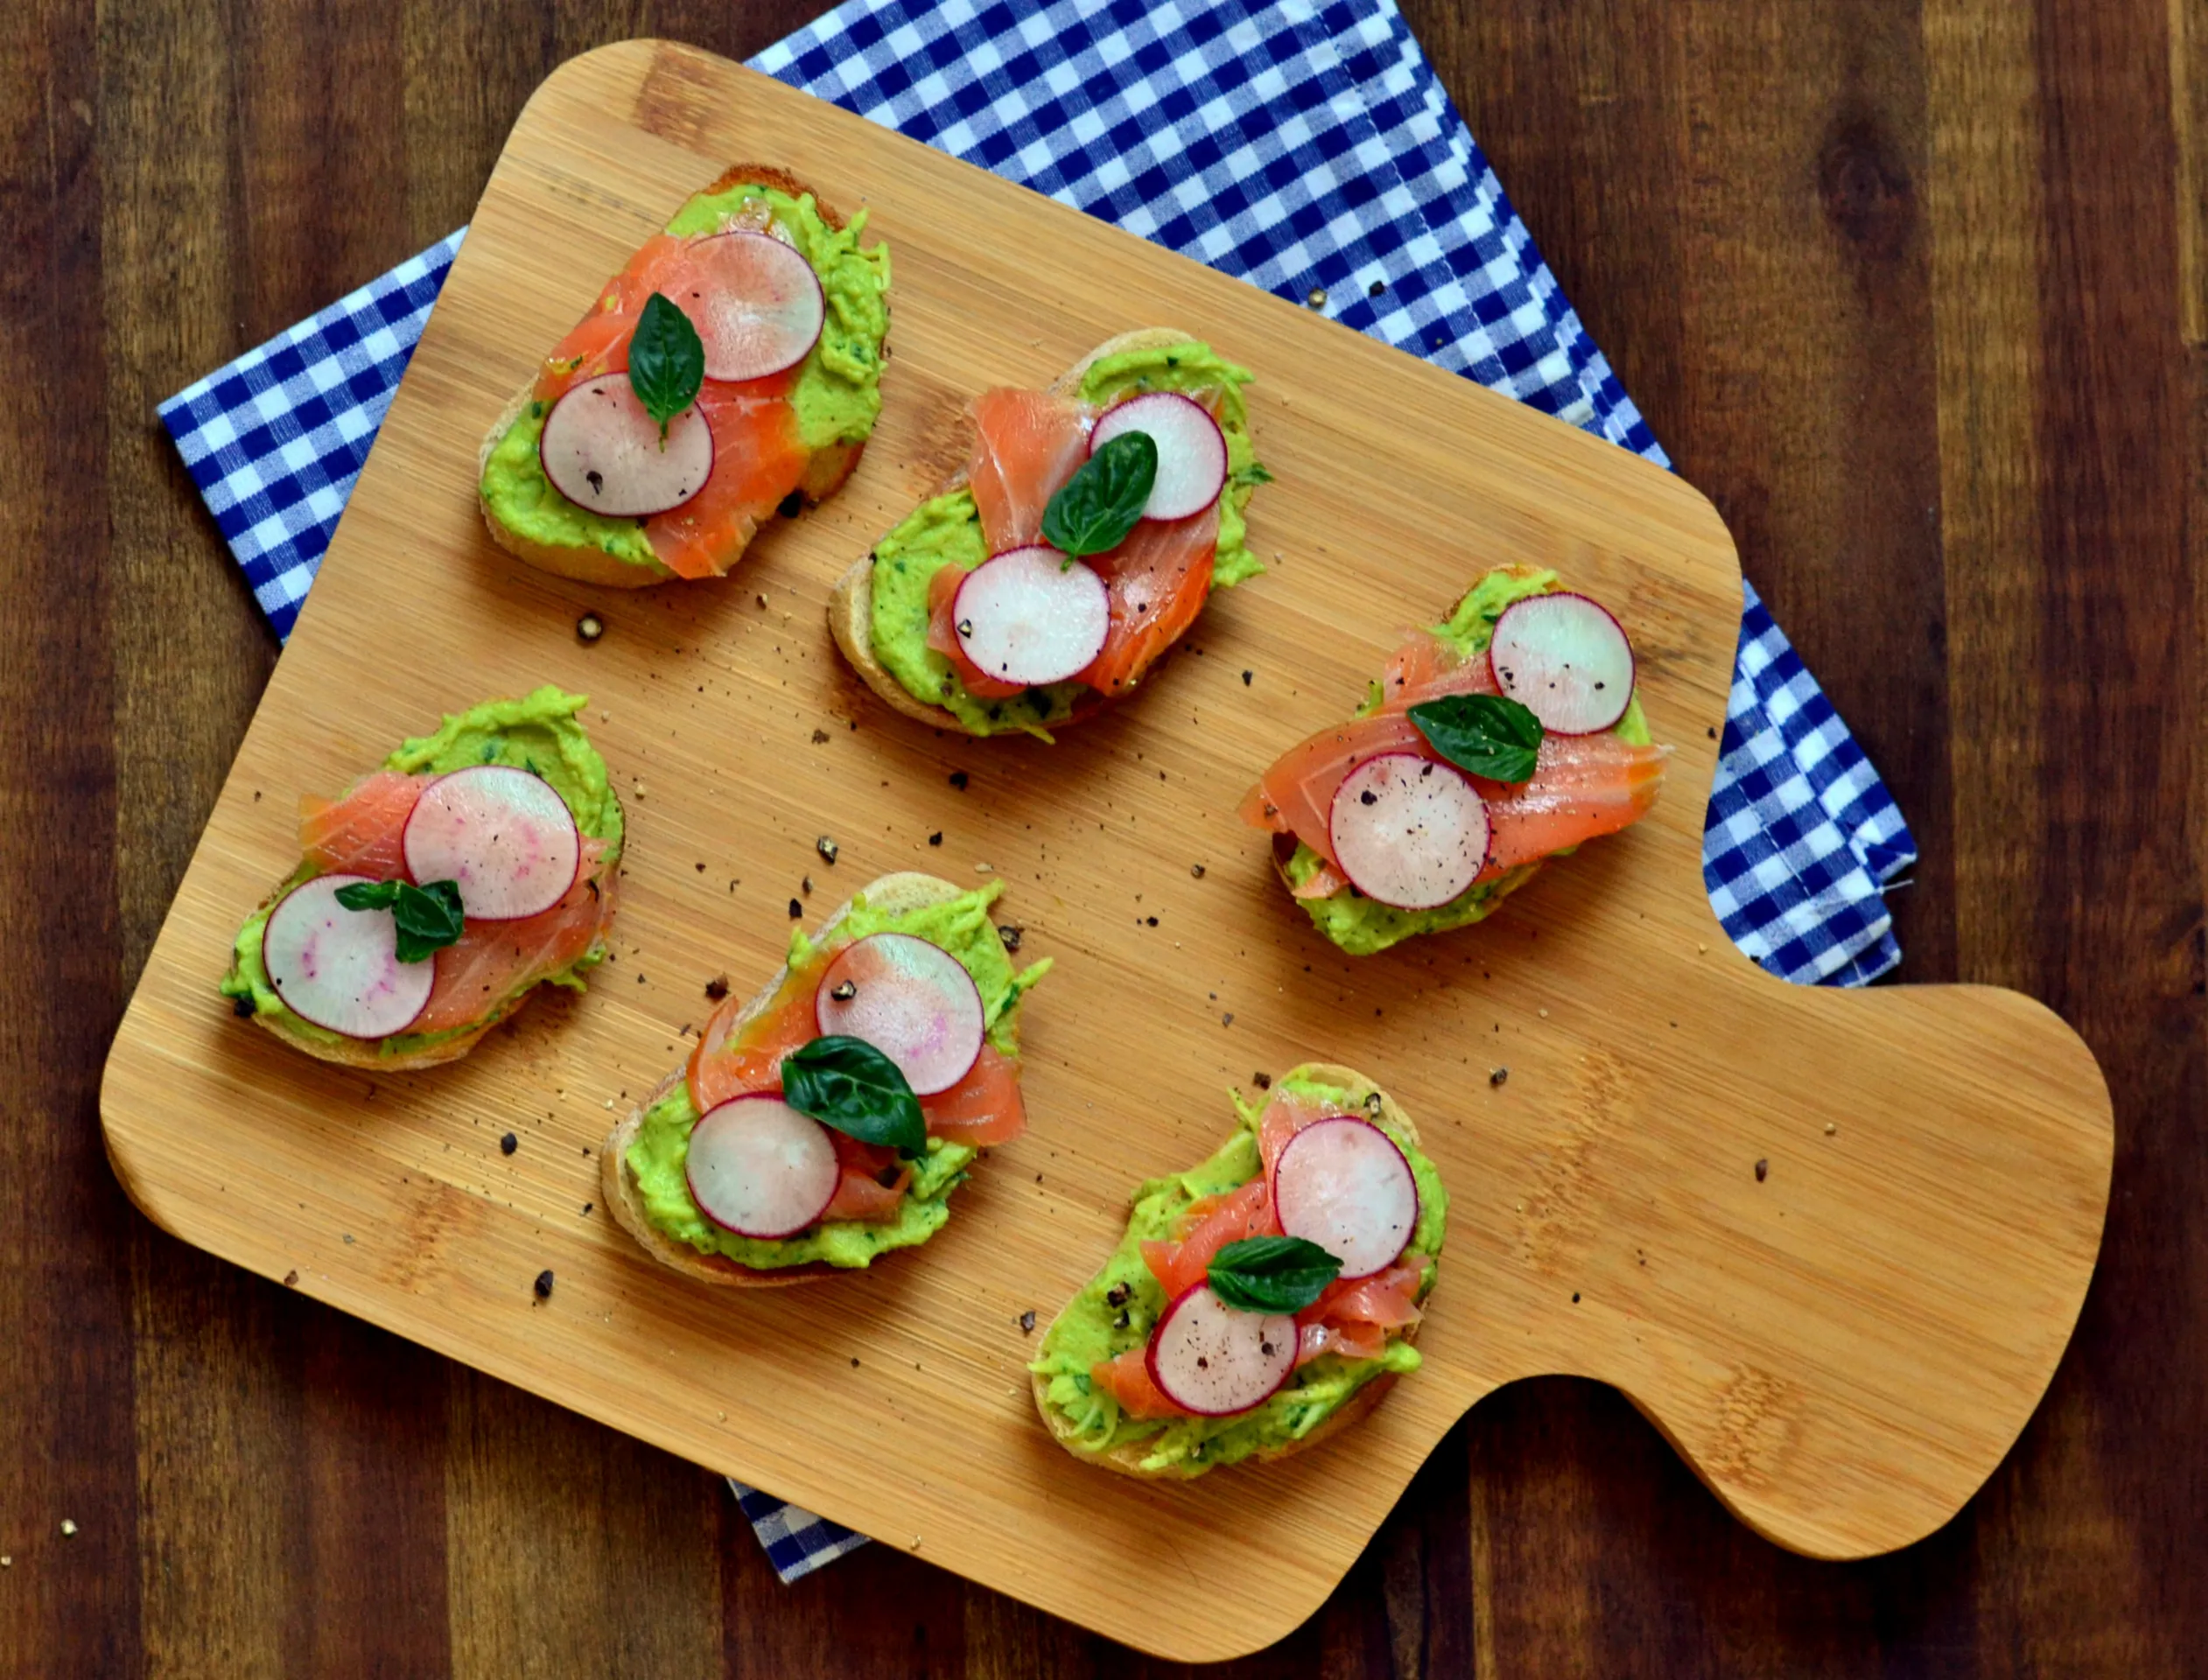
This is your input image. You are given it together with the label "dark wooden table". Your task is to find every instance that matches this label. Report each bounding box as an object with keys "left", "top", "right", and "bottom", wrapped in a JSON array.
[{"left": 5, "top": 1, "right": 2200, "bottom": 1672}]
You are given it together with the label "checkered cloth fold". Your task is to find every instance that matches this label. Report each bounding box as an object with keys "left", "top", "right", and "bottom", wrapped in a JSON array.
[{"left": 158, "top": 0, "right": 1914, "bottom": 1582}]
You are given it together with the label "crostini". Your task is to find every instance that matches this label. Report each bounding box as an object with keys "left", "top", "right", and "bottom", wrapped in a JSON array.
[
  {"left": 604, "top": 874, "right": 1045, "bottom": 1285},
  {"left": 221, "top": 688, "right": 622, "bottom": 1069},
  {"left": 831, "top": 329, "right": 1269, "bottom": 738},
  {"left": 1030, "top": 1066, "right": 1444, "bottom": 1478},
  {"left": 478, "top": 164, "right": 891, "bottom": 587},
  {"left": 1243, "top": 566, "right": 1668, "bottom": 955}
]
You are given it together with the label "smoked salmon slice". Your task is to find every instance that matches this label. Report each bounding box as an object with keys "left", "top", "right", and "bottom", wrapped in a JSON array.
[
  {"left": 921, "top": 1043, "right": 1027, "bottom": 1145},
  {"left": 925, "top": 382, "right": 1228, "bottom": 700},
  {"left": 411, "top": 839, "right": 616, "bottom": 1035},
  {"left": 530, "top": 232, "right": 813, "bottom": 581},
  {"left": 298, "top": 772, "right": 422, "bottom": 881}
]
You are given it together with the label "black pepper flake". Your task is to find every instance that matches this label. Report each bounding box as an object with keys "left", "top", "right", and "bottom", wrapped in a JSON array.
[
  {"left": 1190, "top": 863, "right": 1206, "bottom": 878},
  {"left": 1105, "top": 1283, "right": 1132, "bottom": 1308},
  {"left": 1115, "top": 1309, "right": 1132, "bottom": 1330},
  {"left": 1222, "top": 1012, "right": 1234, "bottom": 1026},
  {"left": 576, "top": 612, "right": 604, "bottom": 643},
  {"left": 811, "top": 728, "right": 831, "bottom": 745},
  {"left": 704, "top": 975, "right": 730, "bottom": 1000},
  {"left": 283, "top": 1270, "right": 299, "bottom": 1286},
  {"left": 1755, "top": 1158, "right": 1770, "bottom": 1182},
  {"left": 778, "top": 490, "right": 804, "bottom": 518},
  {"left": 788, "top": 898, "right": 803, "bottom": 918},
  {"left": 928, "top": 831, "right": 943, "bottom": 847},
  {"left": 831, "top": 979, "right": 858, "bottom": 1002},
  {"left": 949, "top": 770, "right": 969, "bottom": 790},
  {"left": 1019, "top": 1310, "right": 1037, "bottom": 1334},
  {"left": 1368, "top": 278, "right": 1388, "bottom": 298},
  {"left": 1146, "top": 915, "right": 1159, "bottom": 927},
  {"left": 1490, "top": 1066, "right": 1509, "bottom": 1087},
  {"left": 816, "top": 836, "right": 838, "bottom": 864},
  {"left": 1707, "top": 726, "right": 1718, "bottom": 739},
  {"left": 500, "top": 1132, "right": 518, "bottom": 1156},
  {"left": 802, "top": 875, "right": 814, "bottom": 895},
  {"left": 1241, "top": 669, "right": 1253, "bottom": 686},
  {"left": 532, "top": 1270, "right": 554, "bottom": 1300},
  {"left": 997, "top": 924, "right": 1023, "bottom": 952},
  {"left": 232, "top": 994, "right": 256, "bottom": 1018},
  {"left": 1253, "top": 1072, "right": 1272, "bottom": 1089},
  {"left": 1572, "top": 1292, "right": 1581, "bottom": 1304}
]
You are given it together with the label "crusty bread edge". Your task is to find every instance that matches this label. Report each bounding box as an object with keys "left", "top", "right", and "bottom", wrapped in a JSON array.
[
  {"left": 599, "top": 871, "right": 978, "bottom": 1290},
  {"left": 1030, "top": 1062, "right": 1427, "bottom": 1479},
  {"left": 477, "top": 164, "right": 870, "bottom": 589},
  {"left": 827, "top": 326, "right": 1205, "bottom": 735}
]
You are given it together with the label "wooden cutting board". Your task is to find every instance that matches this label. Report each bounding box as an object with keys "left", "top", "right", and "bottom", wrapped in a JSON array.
[{"left": 102, "top": 40, "right": 2113, "bottom": 1662}]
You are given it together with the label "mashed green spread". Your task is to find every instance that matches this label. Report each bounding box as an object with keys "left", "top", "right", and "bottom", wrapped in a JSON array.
[
  {"left": 624, "top": 881, "right": 1048, "bottom": 1270},
  {"left": 220, "top": 688, "right": 618, "bottom": 1055},
  {"left": 1030, "top": 1073, "right": 1447, "bottom": 1475},
  {"left": 868, "top": 341, "right": 1269, "bottom": 738},
  {"left": 479, "top": 184, "right": 892, "bottom": 574},
  {"left": 1292, "top": 568, "right": 1654, "bottom": 956}
]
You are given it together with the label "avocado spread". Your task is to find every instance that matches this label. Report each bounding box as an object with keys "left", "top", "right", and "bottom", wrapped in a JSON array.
[
  {"left": 478, "top": 184, "right": 892, "bottom": 573},
  {"left": 1289, "top": 567, "right": 1654, "bottom": 956},
  {"left": 868, "top": 341, "right": 1269, "bottom": 738},
  {"left": 624, "top": 880, "right": 1048, "bottom": 1270},
  {"left": 221, "top": 687, "right": 620, "bottom": 1055},
  {"left": 1030, "top": 1073, "right": 1447, "bottom": 1474}
]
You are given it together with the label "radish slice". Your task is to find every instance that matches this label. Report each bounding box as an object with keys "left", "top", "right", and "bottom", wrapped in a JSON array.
[
  {"left": 539, "top": 373, "right": 713, "bottom": 517},
  {"left": 263, "top": 873, "right": 435, "bottom": 1040},
  {"left": 1088, "top": 392, "right": 1228, "bottom": 522},
  {"left": 1487, "top": 592, "right": 1637, "bottom": 734},
  {"left": 683, "top": 1094, "right": 841, "bottom": 1239},
  {"left": 1328, "top": 752, "right": 1490, "bottom": 910},
  {"left": 1145, "top": 1284, "right": 1298, "bottom": 1417},
  {"left": 402, "top": 765, "right": 581, "bottom": 922},
  {"left": 670, "top": 232, "right": 824, "bottom": 382},
  {"left": 814, "top": 933, "right": 985, "bottom": 1096},
  {"left": 950, "top": 545, "right": 1111, "bottom": 688},
  {"left": 1271, "top": 1116, "right": 1419, "bottom": 1280}
]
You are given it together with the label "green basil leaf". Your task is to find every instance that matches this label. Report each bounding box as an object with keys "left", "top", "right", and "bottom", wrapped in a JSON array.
[
  {"left": 1207, "top": 1234, "right": 1341, "bottom": 1314},
  {"left": 1407, "top": 693, "right": 1544, "bottom": 784},
  {"left": 1233, "top": 460, "right": 1275, "bottom": 487},
  {"left": 627, "top": 291, "right": 705, "bottom": 439},
  {"left": 1040, "top": 430, "right": 1157, "bottom": 557},
  {"left": 334, "top": 877, "right": 466, "bottom": 964},
  {"left": 782, "top": 1035, "right": 927, "bottom": 1157}
]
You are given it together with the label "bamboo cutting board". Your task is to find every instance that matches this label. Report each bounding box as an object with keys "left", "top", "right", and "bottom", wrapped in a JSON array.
[{"left": 102, "top": 41, "right": 2113, "bottom": 1662}]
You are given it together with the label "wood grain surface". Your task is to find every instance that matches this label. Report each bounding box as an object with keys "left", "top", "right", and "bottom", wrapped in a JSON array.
[{"left": 3, "top": 1, "right": 2197, "bottom": 1674}]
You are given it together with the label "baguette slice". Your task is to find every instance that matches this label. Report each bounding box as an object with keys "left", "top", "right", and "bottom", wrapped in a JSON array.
[
  {"left": 1031, "top": 1064, "right": 1427, "bottom": 1479},
  {"left": 829, "top": 326, "right": 1215, "bottom": 733},
  {"left": 480, "top": 164, "right": 882, "bottom": 590},
  {"left": 603, "top": 871, "right": 995, "bottom": 1289}
]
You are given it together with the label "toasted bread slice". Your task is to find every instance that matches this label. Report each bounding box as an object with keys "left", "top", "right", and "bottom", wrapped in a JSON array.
[
  {"left": 1031, "top": 1063, "right": 1427, "bottom": 1478},
  {"left": 828, "top": 326, "right": 1211, "bottom": 732},
  {"left": 480, "top": 164, "right": 880, "bottom": 590},
  {"left": 602, "top": 871, "right": 992, "bottom": 1288}
]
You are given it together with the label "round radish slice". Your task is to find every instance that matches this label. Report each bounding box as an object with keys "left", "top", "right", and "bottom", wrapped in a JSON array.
[
  {"left": 950, "top": 545, "right": 1111, "bottom": 688},
  {"left": 1487, "top": 592, "right": 1637, "bottom": 734},
  {"left": 1328, "top": 752, "right": 1491, "bottom": 911},
  {"left": 814, "top": 933, "right": 985, "bottom": 1096},
  {"left": 1145, "top": 1284, "right": 1299, "bottom": 1417},
  {"left": 263, "top": 873, "right": 435, "bottom": 1040},
  {"left": 402, "top": 765, "right": 581, "bottom": 922},
  {"left": 539, "top": 372, "right": 713, "bottom": 517},
  {"left": 669, "top": 232, "right": 824, "bottom": 382},
  {"left": 683, "top": 1094, "right": 841, "bottom": 1240},
  {"left": 1088, "top": 392, "right": 1228, "bottom": 522},
  {"left": 1271, "top": 1116, "right": 1420, "bottom": 1280}
]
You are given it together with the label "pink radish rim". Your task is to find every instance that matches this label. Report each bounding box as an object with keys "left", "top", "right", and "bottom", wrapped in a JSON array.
[
  {"left": 1484, "top": 591, "right": 1637, "bottom": 737},
  {"left": 538, "top": 372, "right": 715, "bottom": 518},
  {"left": 263, "top": 872, "right": 434, "bottom": 1040},
  {"left": 812, "top": 932, "right": 987, "bottom": 1096},
  {"left": 677, "top": 232, "right": 825, "bottom": 382},
  {"left": 1326, "top": 751, "right": 1492, "bottom": 911},
  {"left": 683, "top": 1093, "right": 842, "bottom": 1240},
  {"left": 1086, "top": 391, "right": 1230, "bottom": 522},
  {"left": 1266, "top": 1114, "right": 1419, "bottom": 1281},
  {"left": 1142, "top": 1283, "right": 1300, "bottom": 1418},
  {"left": 401, "top": 765, "right": 582, "bottom": 924},
  {"left": 949, "top": 544, "right": 1111, "bottom": 689}
]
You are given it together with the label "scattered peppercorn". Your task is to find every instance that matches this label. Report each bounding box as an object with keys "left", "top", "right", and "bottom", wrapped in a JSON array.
[
  {"left": 949, "top": 770, "right": 969, "bottom": 790},
  {"left": 1019, "top": 1310, "right": 1037, "bottom": 1334},
  {"left": 1146, "top": 915, "right": 1159, "bottom": 927},
  {"left": 1490, "top": 1067, "right": 1509, "bottom": 1087},
  {"left": 788, "top": 899, "right": 803, "bottom": 918},
  {"left": 533, "top": 1270, "right": 555, "bottom": 1300},
  {"left": 1105, "top": 1283, "right": 1132, "bottom": 1308},
  {"left": 576, "top": 612, "right": 604, "bottom": 643},
  {"left": 817, "top": 836, "right": 839, "bottom": 864},
  {"left": 1190, "top": 863, "right": 1206, "bottom": 878},
  {"left": 831, "top": 979, "right": 858, "bottom": 1002},
  {"left": 802, "top": 875, "right": 814, "bottom": 895},
  {"left": 997, "top": 924, "right": 1023, "bottom": 952},
  {"left": 704, "top": 975, "right": 730, "bottom": 1000},
  {"left": 232, "top": 994, "right": 256, "bottom": 1018},
  {"left": 283, "top": 1270, "right": 298, "bottom": 1286},
  {"left": 1114, "top": 1308, "right": 1132, "bottom": 1329},
  {"left": 928, "top": 831, "right": 943, "bottom": 846},
  {"left": 1755, "top": 1158, "right": 1770, "bottom": 1182},
  {"left": 777, "top": 490, "right": 803, "bottom": 518},
  {"left": 1241, "top": 670, "right": 1253, "bottom": 686},
  {"left": 1369, "top": 278, "right": 1387, "bottom": 297},
  {"left": 1253, "top": 1072, "right": 1272, "bottom": 1089},
  {"left": 500, "top": 1132, "right": 517, "bottom": 1156}
]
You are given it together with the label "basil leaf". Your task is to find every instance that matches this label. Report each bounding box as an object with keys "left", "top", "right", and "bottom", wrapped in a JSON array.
[
  {"left": 1040, "top": 430, "right": 1156, "bottom": 557},
  {"left": 627, "top": 291, "right": 705, "bottom": 439},
  {"left": 333, "top": 877, "right": 466, "bottom": 964},
  {"left": 1207, "top": 1234, "right": 1341, "bottom": 1314},
  {"left": 1233, "top": 460, "right": 1275, "bottom": 488},
  {"left": 782, "top": 1035, "right": 927, "bottom": 1156},
  {"left": 1407, "top": 693, "right": 1544, "bottom": 784}
]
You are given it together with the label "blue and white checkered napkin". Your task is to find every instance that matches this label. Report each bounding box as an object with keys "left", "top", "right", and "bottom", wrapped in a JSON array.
[{"left": 160, "top": 0, "right": 1915, "bottom": 1579}]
